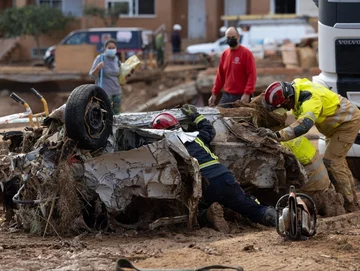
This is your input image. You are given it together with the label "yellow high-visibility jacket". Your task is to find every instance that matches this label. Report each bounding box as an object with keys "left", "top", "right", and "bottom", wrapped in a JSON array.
[
  {"left": 281, "top": 136, "right": 316, "bottom": 165},
  {"left": 278, "top": 78, "right": 358, "bottom": 141},
  {"left": 281, "top": 136, "right": 330, "bottom": 191}
]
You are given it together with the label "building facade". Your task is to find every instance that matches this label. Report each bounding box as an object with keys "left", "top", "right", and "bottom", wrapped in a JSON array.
[
  {"left": 2, "top": 0, "right": 319, "bottom": 40},
  {"left": 81, "top": 0, "right": 225, "bottom": 42},
  {"left": 0, "top": 0, "right": 318, "bottom": 61}
]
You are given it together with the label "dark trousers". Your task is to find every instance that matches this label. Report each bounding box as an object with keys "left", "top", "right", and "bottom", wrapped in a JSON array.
[
  {"left": 202, "top": 172, "right": 267, "bottom": 224},
  {"left": 218, "top": 92, "right": 251, "bottom": 108},
  {"left": 172, "top": 47, "right": 181, "bottom": 53},
  {"left": 156, "top": 49, "right": 164, "bottom": 67},
  {"left": 110, "top": 94, "right": 121, "bottom": 115}
]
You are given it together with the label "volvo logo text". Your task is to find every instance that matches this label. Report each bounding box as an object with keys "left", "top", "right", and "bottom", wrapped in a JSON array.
[{"left": 337, "top": 39, "right": 360, "bottom": 45}]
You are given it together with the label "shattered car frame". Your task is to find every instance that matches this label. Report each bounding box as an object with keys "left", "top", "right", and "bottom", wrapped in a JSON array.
[{"left": 0, "top": 84, "right": 307, "bottom": 235}]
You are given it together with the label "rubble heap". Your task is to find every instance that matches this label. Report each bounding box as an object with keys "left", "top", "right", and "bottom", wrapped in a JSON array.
[
  {"left": 0, "top": 99, "right": 309, "bottom": 236},
  {"left": 218, "top": 93, "right": 287, "bottom": 129}
]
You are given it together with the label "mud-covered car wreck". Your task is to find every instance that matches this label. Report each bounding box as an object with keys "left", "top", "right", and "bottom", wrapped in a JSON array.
[{"left": 0, "top": 84, "right": 327, "bottom": 236}]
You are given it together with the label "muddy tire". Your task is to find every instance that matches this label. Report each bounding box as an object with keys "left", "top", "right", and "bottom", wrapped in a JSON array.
[{"left": 65, "top": 84, "right": 113, "bottom": 150}]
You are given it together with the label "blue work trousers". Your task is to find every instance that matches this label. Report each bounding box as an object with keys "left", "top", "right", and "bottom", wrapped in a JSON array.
[{"left": 202, "top": 172, "right": 267, "bottom": 224}]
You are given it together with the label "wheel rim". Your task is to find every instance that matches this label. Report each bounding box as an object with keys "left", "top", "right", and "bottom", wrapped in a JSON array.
[
  {"left": 89, "top": 103, "right": 103, "bottom": 130},
  {"left": 84, "top": 96, "right": 108, "bottom": 139}
]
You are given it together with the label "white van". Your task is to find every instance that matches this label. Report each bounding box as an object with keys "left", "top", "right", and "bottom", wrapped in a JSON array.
[
  {"left": 186, "top": 23, "right": 315, "bottom": 57},
  {"left": 186, "top": 31, "right": 264, "bottom": 58}
]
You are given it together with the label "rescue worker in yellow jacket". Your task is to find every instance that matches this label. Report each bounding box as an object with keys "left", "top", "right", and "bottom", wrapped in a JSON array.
[
  {"left": 260, "top": 78, "right": 360, "bottom": 212},
  {"left": 281, "top": 136, "right": 346, "bottom": 216}
]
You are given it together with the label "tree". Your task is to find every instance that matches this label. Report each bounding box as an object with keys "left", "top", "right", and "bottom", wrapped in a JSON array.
[
  {"left": 0, "top": 5, "right": 69, "bottom": 56},
  {"left": 84, "top": 4, "right": 127, "bottom": 27}
]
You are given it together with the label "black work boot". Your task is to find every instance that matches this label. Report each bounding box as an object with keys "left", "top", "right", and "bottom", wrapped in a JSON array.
[{"left": 263, "top": 207, "right": 277, "bottom": 227}]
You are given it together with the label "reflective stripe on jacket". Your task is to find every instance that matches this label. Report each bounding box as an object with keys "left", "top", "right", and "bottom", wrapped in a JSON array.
[
  {"left": 292, "top": 78, "right": 340, "bottom": 124},
  {"left": 281, "top": 136, "right": 316, "bottom": 165},
  {"left": 303, "top": 151, "right": 330, "bottom": 192},
  {"left": 293, "top": 78, "right": 359, "bottom": 137},
  {"left": 184, "top": 115, "right": 229, "bottom": 179},
  {"left": 281, "top": 136, "right": 330, "bottom": 192}
]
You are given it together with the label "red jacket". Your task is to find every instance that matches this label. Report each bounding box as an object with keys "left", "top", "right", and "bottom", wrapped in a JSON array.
[{"left": 212, "top": 46, "right": 256, "bottom": 96}]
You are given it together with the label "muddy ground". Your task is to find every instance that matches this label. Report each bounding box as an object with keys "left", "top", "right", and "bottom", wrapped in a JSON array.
[
  {"left": 1, "top": 68, "right": 360, "bottom": 270},
  {"left": 0, "top": 209, "right": 359, "bottom": 271}
]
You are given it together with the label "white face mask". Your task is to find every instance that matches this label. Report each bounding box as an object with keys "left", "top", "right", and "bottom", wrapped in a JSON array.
[{"left": 105, "top": 48, "right": 117, "bottom": 57}]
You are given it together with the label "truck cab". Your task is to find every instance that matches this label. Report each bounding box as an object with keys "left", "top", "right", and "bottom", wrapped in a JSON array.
[
  {"left": 313, "top": 0, "right": 360, "bottom": 107},
  {"left": 313, "top": 0, "right": 360, "bottom": 175}
]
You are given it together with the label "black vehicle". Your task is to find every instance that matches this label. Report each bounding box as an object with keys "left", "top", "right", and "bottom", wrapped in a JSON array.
[{"left": 43, "top": 27, "right": 152, "bottom": 69}]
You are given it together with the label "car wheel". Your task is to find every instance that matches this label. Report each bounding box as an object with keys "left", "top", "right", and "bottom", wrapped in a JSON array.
[
  {"left": 49, "top": 59, "right": 55, "bottom": 70},
  {"left": 45, "top": 56, "right": 55, "bottom": 70},
  {"left": 65, "top": 84, "right": 113, "bottom": 150}
]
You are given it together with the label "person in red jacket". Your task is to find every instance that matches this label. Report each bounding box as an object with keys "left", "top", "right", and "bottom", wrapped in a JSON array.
[{"left": 209, "top": 27, "right": 257, "bottom": 108}]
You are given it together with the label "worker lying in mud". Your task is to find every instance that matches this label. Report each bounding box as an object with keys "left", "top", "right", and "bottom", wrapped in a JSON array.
[
  {"left": 260, "top": 78, "right": 360, "bottom": 213},
  {"left": 152, "top": 104, "right": 276, "bottom": 231}
]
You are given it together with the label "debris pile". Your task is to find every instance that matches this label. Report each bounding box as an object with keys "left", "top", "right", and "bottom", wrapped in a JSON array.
[
  {"left": 281, "top": 37, "right": 318, "bottom": 69},
  {"left": 1, "top": 122, "right": 95, "bottom": 235},
  {"left": 219, "top": 94, "right": 287, "bottom": 129},
  {"left": 0, "top": 117, "right": 202, "bottom": 236},
  {"left": 0, "top": 88, "right": 317, "bottom": 236}
]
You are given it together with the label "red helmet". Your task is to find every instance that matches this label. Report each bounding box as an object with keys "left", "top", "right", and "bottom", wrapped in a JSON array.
[
  {"left": 152, "top": 112, "right": 180, "bottom": 130},
  {"left": 263, "top": 81, "right": 294, "bottom": 110}
]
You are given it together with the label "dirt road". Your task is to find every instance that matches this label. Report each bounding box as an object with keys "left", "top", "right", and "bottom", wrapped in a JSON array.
[{"left": 0, "top": 211, "right": 359, "bottom": 271}]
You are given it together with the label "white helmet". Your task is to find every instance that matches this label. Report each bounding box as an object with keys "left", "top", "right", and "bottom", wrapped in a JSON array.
[
  {"left": 219, "top": 26, "right": 227, "bottom": 33},
  {"left": 173, "top": 24, "right": 182, "bottom": 31}
]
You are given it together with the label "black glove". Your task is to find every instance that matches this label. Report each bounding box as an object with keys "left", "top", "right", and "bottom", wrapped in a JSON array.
[
  {"left": 256, "top": 127, "right": 278, "bottom": 140},
  {"left": 181, "top": 104, "right": 199, "bottom": 121}
]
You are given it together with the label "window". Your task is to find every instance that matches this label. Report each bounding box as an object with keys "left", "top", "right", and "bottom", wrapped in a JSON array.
[
  {"left": 138, "top": 0, "right": 155, "bottom": 15},
  {"left": 62, "top": 0, "right": 83, "bottom": 17},
  {"left": 106, "top": 0, "right": 155, "bottom": 16},
  {"left": 31, "top": 47, "right": 48, "bottom": 59},
  {"left": 274, "top": 0, "right": 295, "bottom": 14},
  {"left": 64, "top": 32, "right": 88, "bottom": 45},
  {"left": 107, "top": 1, "right": 130, "bottom": 15},
  {"left": 38, "top": 0, "right": 62, "bottom": 9}
]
